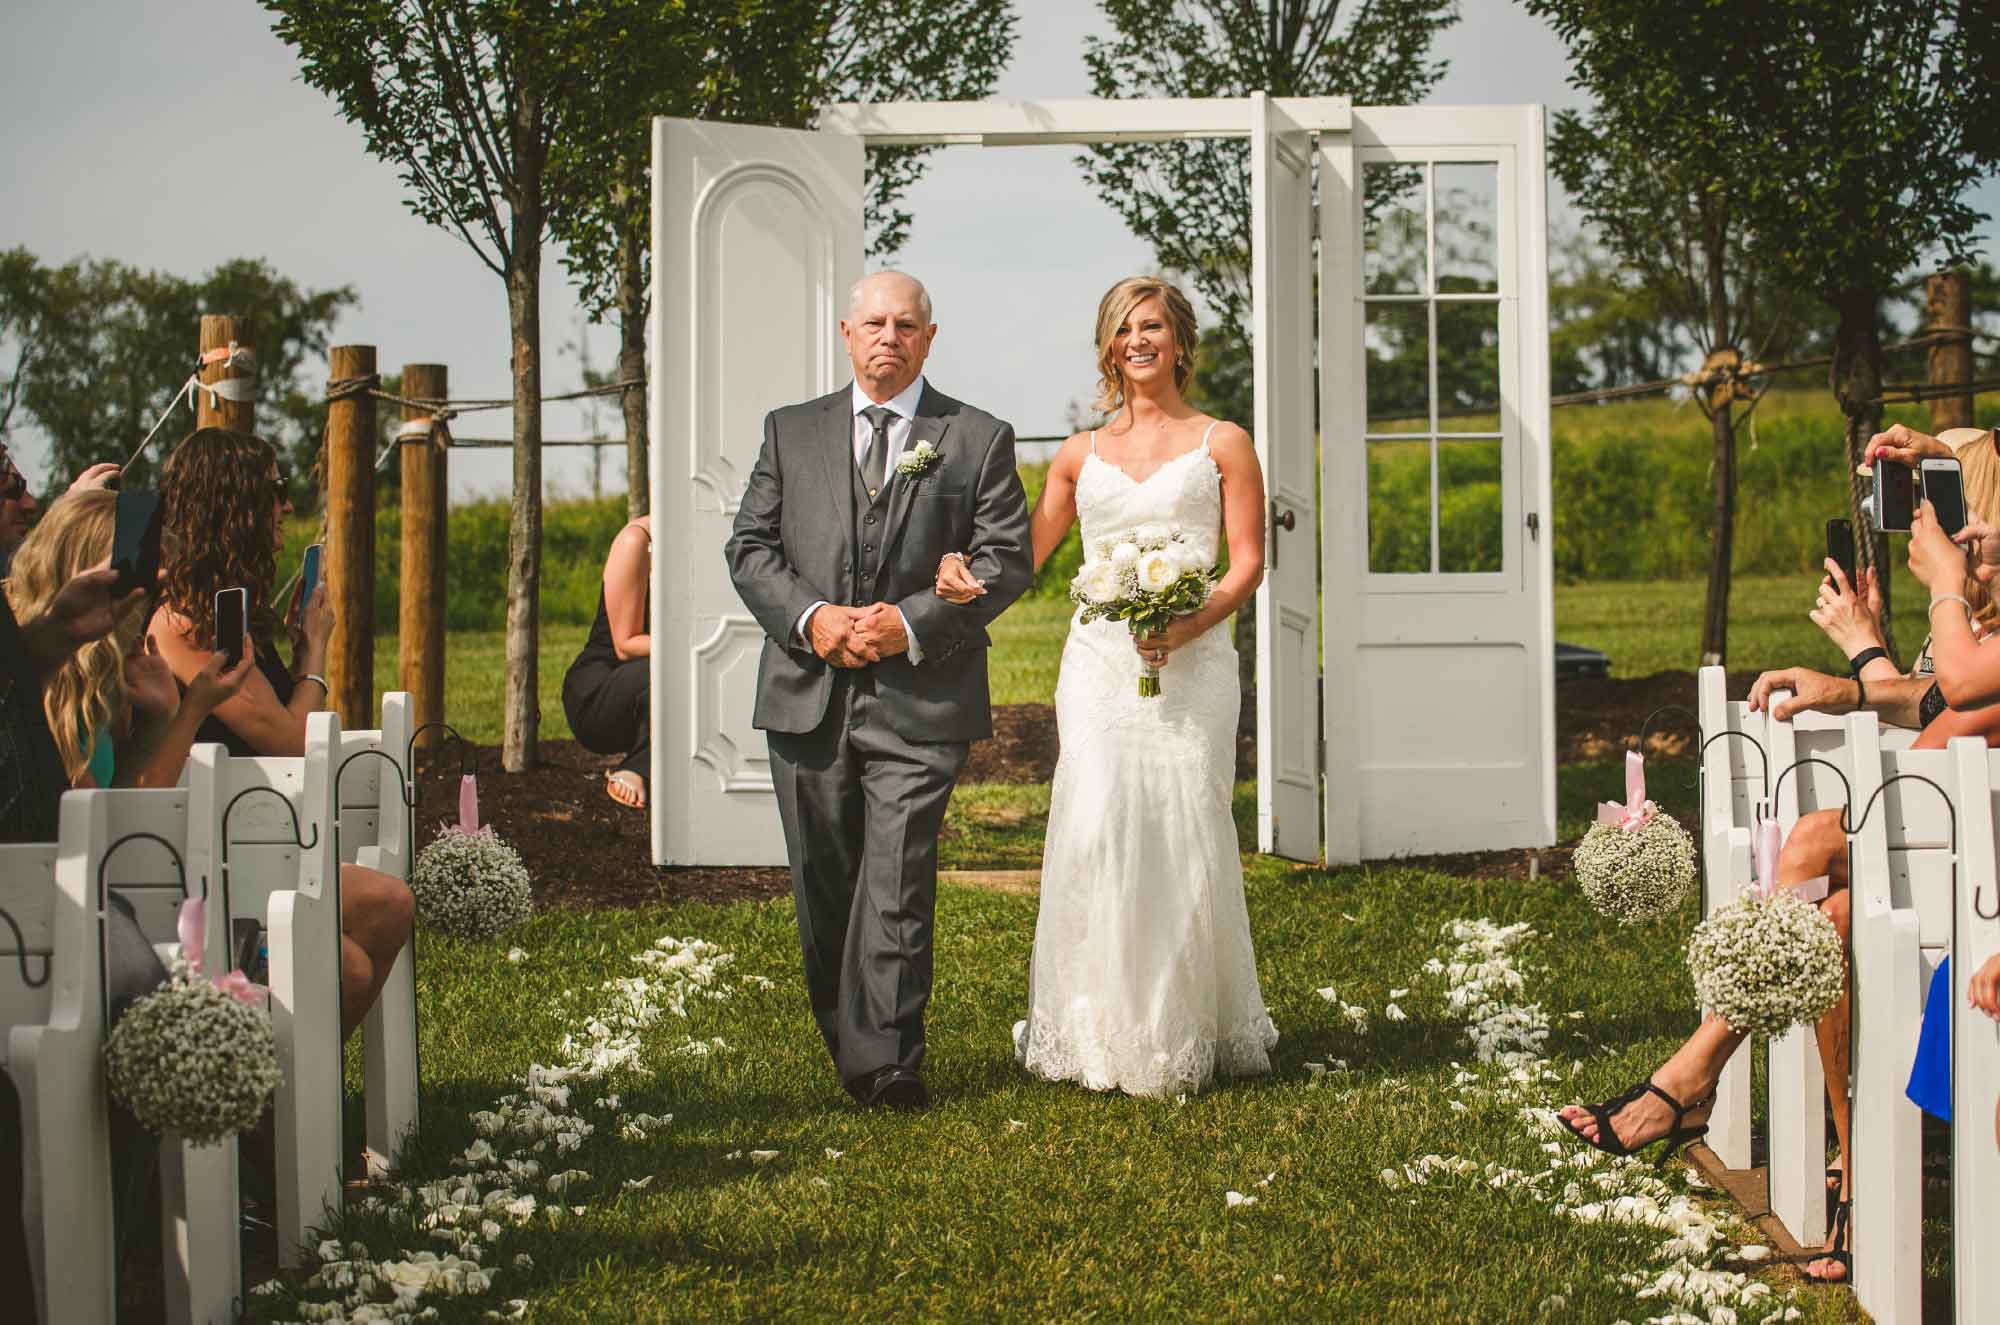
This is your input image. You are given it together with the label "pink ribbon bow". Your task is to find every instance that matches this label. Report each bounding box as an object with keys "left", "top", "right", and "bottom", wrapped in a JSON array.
[
  {"left": 1752, "top": 816, "right": 1830, "bottom": 903},
  {"left": 1597, "top": 750, "right": 1655, "bottom": 832},
  {"left": 176, "top": 897, "right": 269, "bottom": 1007},
  {"left": 459, "top": 773, "right": 479, "bottom": 833}
]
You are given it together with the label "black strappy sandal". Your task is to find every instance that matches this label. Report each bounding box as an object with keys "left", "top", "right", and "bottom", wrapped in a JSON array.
[
  {"left": 1805, "top": 1198, "right": 1852, "bottom": 1283},
  {"left": 1559, "top": 1079, "right": 1713, "bottom": 1168}
]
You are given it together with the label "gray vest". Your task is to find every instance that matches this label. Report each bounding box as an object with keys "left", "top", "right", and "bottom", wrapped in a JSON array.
[{"left": 848, "top": 459, "right": 894, "bottom": 604}]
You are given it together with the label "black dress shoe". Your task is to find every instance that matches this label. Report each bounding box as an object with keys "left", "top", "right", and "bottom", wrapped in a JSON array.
[{"left": 859, "top": 1066, "right": 929, "bottom": 1111}]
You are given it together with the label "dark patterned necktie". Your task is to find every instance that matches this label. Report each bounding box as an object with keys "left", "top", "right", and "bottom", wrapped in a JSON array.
[{"left": 859, "top": 405, "right": 894, "bottom": 499}]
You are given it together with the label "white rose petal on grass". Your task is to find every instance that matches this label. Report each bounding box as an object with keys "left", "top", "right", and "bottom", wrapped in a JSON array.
[
  {"left": 1005, "top": 1119, "right": 1025, "bottom": 1132},
  {"left": 749, "top": 1149, "right": 780, "bottom": 1164},
  {"left": 824, "top": 1148, "right": 844, "bottom": 1160},
  {"left": 1733, "top": 1245, "right": 1770, "bottom": 1262},
  {"left": 622, "top": 1176, "right": 654, "bottom": 1191},
  {"left": 1224, "top": 1191, "right": 1258, "bottom": 1210},
  {"left": 1315, "top": 986, "right": 1338, "bottom": 1002},
  {"left": 506, "top": 947, "right": 529, "bottom": 964},
  {"left": 1385, "top": 1003, "right": 1408, "bottom": 1023}
]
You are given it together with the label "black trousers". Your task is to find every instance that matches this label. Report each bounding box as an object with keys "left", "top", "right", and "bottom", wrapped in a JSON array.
[
  {"left": 766, "top": 673, "right": 968, "bottom": 1089},
  {"left": 562, "top": 655, "right": 649, "bottom": 777}
]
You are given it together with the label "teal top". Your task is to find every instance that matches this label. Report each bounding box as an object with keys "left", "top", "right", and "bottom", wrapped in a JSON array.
[{"left": 84, "top": 727, "right": 114, "bottom": 788}]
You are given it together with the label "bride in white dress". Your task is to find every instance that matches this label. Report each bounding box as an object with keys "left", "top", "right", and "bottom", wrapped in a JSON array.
[{"left": 936, "top": 276, "right": 1277, "bottom": 1097}]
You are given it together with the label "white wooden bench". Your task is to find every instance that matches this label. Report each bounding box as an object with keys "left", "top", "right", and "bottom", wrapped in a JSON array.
[
  {"left": 12, "top": 789, "right": 195, "bottom": 1324},
  {"left": 1844, "top": 725, "right": 2000, "bottom": 1324},
  {"left": 1697, "top": 666, "right": 1761, "bottom": 1172},
  {"left": 333, "top": 693, "right": 419, "bottom": 1171}
]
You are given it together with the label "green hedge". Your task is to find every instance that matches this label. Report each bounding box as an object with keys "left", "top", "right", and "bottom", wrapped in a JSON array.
[{"left": 286, "top": 392, "right": 1998, "bottom": 630}]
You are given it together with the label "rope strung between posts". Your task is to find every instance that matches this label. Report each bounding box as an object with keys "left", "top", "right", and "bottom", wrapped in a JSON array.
[
  {"left": 1547, "top": 329, "right": 1994, "bottom": 410},
  {"left": 120, "top": 343, "right": 258, "bottom": 474},
  {"left": 317, "top": 374, "right": 642, "bottom": 415}
]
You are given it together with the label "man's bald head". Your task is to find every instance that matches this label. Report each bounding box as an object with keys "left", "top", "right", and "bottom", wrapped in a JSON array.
[{"left": 841, "top": 271, "right": 938, "bottom": 403}]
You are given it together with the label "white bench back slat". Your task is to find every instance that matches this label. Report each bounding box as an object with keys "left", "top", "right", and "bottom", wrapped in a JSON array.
[
  {"left": 1698, "top": 666, "right": 1758, "bottom": 1172},
  {"left": 1951, "top": 744, "right": 2000, "bottom": 1325},
  {"left": 0, "top": 843, "right": 58, "bottom": 1069}
]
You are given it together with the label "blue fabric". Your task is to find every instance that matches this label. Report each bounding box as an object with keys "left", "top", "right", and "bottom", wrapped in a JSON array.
[
  {"left": 1906, "top": 956, "right": 1952, "bottom": 1122},
  {"left": 84, "top": 728, "right": 114, "bottom": 788}
]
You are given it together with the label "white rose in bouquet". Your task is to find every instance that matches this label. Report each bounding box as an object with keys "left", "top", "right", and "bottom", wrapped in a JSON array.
[
  {"left": 1110, "top": 540, "right": 1141, "bottom": 566},
  {"left": 1088, "top": 535, "right": 1115, "bottom": 564},
  {"left": 1169, "top": 541, "right": 1209, "bottom": 576},
  {"left": 1080, "top": 560, "right": 1125, "bottom": 604},
  {"left": 1136, "top": 549, "right": 1181, "bottom": 592}
]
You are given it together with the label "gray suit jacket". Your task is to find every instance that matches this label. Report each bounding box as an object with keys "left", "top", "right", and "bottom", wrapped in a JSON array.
[{"left": 724, "top": 383, "right": 1033, "bottom": 743}]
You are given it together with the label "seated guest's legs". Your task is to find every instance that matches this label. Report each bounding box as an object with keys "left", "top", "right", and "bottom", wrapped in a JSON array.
[
  {"left": 1559, "top": 808, "right": 1849, "bottom": 1151},
  {"left": 1808, "top": 885, "right": 1854, "bottom": 1282},
  {"left": 338, "top": 864, "right": 414, "bottom": 1037}
]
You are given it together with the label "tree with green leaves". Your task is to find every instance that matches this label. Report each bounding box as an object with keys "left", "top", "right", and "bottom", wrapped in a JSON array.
[
  {"left": 1082, "top": 0, "right": 1457, "bottom": 350},
  {"left": 0, "top": 247, "right": 354, "bottom": 492},
  {"left": 1533, "top": 0, "right": 1993, "bottom": 662},
  {"left": 264, "top": 0, "right": 662, "bottom": 771},
  {"left": 548, "top": 1, "right": 1015, "bottom": 518},
  {"left": 1527, "top": 0, "right": 1820, "bottom": 665}
]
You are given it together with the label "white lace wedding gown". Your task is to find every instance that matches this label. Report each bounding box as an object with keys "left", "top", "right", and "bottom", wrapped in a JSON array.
[{"left": 1012, "top": 425, "right": 1279, "bottom": 1097}]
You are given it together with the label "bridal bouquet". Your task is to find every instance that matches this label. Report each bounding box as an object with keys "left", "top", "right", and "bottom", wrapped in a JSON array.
[{"left": 1070, "top": 525, "right": 1216, "bottom": 697}]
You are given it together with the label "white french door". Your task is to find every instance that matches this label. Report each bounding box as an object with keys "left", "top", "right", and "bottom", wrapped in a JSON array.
[
  {"left": 1318, "top": 107, "right": 1555, "bottom": 861},
  {"left": 649, "top": 117, "right": 863, "bottom": 866},
  {"left": 1250, "top": 93, "right": 1324, "bottom": 862}
]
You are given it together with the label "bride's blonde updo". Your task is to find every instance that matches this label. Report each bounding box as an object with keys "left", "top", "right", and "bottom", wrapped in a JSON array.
[{"left": 1092, "top": 276, "right": 1200, "bottom": 413}]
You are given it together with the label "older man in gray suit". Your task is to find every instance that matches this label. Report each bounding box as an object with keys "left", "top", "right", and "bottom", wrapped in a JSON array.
[{"left": 725, "top": 271, "right": 1032, "bottom": 1110}]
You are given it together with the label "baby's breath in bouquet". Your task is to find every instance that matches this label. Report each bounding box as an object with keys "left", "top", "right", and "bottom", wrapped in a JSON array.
[
  {"left": 1070, "top": 524, "right": 1216, "bottom": 697},
  {"left": 1686, "top": 816, "right": 1845, "bottom": 1035},
  {"left": 1572, "top": 752, "right": 1696, "bottom": 922},
  {"left": 105, "top": 956, "right": 280, "bottom": 1145},
  {"left": 412, "top": 824, "right": 534, "bottom": 941}
]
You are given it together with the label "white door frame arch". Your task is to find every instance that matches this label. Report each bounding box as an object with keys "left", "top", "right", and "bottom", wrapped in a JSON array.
[{"left": 649, "top": 96, "right": 1553, "bottom": 868}]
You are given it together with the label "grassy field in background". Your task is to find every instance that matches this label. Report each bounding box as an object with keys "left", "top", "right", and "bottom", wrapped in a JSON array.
[{"left": 396, "top": 574, "right": 1920, "bottom": 744}]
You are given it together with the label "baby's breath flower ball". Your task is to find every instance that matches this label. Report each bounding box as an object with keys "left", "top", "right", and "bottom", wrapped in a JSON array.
[
  {"left": 1571, "top": 808, "right": 1696, "bottom": 923},
  {"left": 104, "top": 965, "right": 280, "bottom": 1145},
  {"left": 411, "top": 825, "right": 534, "bottom": 940},
  {"left": 1686, "top": 893, "right": 1846, "bottom": 1036}
]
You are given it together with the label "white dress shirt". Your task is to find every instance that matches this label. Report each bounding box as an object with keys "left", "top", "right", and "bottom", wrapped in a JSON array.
[{"left": 794, "top": 376, "right": 929, "bottom": 663}]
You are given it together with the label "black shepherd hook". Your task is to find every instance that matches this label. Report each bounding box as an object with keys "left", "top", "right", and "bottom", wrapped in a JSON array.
[
  {"left": 1765, "top": 757, "right": 1856, "bottom": 831},
  {"left": 214, "top": 786, "right": 316, "bottom": 942},
  {"left": 96, "top": 830, "right": 190, "bottom": 1032},
  {"left": 405, "top": 721, "right": 475, "bottom": 790},
  {"left": 1698, "top": 728, "right": 1771, "bottom": 801},
  {"left": 0, "top": 904, "right": 50, "bottom": 989},
  {"left": 1842, "top": 770, "right": 1999, "bottom": 924}
]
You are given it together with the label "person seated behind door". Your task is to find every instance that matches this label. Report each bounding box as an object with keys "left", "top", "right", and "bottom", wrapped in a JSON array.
[
  {"left": 147, "top": 426, "right": 413, "bottom": 1038},
  {"left": 563, "top": 514, "right": 652, "bottom": 810}
]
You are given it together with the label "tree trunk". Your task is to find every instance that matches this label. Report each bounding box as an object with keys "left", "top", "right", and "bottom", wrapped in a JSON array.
[
  {"left": 618, "top": 213, "right": 648, "bottom": 520},
  {"left": 503, "top": 96, "right": 547, "bottom": 773},
  {"left": 1833, "top": 286, "right": 1890, "bottom": 660},
  {"left": 1700, "top": 403, "right": 1737, "bottom": 666}
]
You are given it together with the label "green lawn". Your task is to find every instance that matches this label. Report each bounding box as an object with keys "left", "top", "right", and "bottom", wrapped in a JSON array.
[
  {"left": 384, "top": 575, "right": 1913, "bottom": 743},
  {"left": 266, "top": 753, "right": 1869, "bottom": 1323}
]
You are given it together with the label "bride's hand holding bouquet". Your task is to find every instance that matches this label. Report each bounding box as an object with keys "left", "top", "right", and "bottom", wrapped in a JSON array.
[{"left": 1070, "top": 527, "right": 1216, "bottom": 696}]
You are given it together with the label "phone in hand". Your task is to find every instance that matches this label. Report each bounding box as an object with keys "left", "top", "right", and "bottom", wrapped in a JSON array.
[
  {"left": 290, "top": 543, "right": 324, "bottom": 631},
  {"left": 1826, "top": 518, "right": 1856, "bottom": 590},
  {"left": 1871, "top": 454, "right": 1917, "bottom": 533},
  {"left": 214, "top": 586, "right": 248, "bottom": 671},
  {"left": 109, "top": 489, "right": 163, "bottom": 597},
  {"left": 1920, "top": 457, "right": 1968, "bottom": 536}
]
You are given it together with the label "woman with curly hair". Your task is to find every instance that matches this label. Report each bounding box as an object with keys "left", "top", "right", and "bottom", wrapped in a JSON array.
[
  {"left": 3, "top": 486, "right": 254, "bottom": 789},
  {"left": 150, "top": 427, "right": 414, "bottom": 1036}
]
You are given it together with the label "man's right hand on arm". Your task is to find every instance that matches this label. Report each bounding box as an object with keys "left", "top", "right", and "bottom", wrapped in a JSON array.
[
  {"left": 806, "top": 604, "right": 882, "bottom": 669},
  {"left": 1747, "top": 666, "right": 1855, "bottom": 721}
]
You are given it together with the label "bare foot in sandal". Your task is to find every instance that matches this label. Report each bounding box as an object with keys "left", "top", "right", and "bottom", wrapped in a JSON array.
[{"left": 607, "top": 770, "right": 646, "bottom": 810}]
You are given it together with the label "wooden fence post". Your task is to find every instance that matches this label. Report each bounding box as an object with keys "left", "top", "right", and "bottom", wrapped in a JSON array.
[
  {"left": 196, "top": 314, "right": 256, "bottom": 433},
  {"left": 1926, "top": 268, "right": 1973, "bottom": 432},
  {"left": 326, "top": 345, "right": 376, "bottom": 728},
  {"left": 399, "top": 364, "right": 448, "bottom": 750}
]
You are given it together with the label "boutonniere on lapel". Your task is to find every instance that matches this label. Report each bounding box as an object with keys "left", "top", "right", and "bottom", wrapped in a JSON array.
[{"left": 895, "top": 440, "right": 941, "bottom": 480}]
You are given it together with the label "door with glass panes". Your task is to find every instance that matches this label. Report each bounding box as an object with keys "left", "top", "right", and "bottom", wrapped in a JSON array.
[{"left": 1319, "top": 107, "right": 1555, "bottom": 863}]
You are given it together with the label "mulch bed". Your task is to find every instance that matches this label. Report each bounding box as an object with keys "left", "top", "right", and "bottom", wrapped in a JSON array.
[{"left": 455, "top": 669, "right": 1743, "bottom": 909}]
